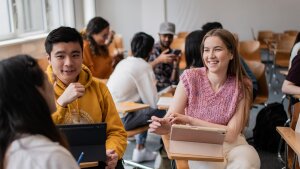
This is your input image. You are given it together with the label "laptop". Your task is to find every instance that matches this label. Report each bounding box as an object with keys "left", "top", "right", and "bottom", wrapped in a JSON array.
[
  {"left": 169, "top": 124, "right": 226, "bottom": 159},
  {"left": 57, "top": 123, "right": 107, "bottom": 163}
]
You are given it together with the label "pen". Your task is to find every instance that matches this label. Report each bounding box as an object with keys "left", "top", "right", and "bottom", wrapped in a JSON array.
[
  {"left": 147, "top": 117, "right": 174, "bottom": 123},
  {"left": 77, "top": 152, "right": 84, "bottom": 164}
]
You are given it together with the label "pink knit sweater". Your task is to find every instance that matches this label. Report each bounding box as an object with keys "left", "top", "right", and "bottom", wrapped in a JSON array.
[{"left": 181, "top": 68, "right": 243, "bottom": 125}]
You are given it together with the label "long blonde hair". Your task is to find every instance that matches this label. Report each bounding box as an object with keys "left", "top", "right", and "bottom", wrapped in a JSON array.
[{"left": 200, "top": 29, "right": 253, "bottom": 128}]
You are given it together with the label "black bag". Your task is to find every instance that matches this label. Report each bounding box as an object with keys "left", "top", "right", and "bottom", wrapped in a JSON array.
[{"left": 252, "top": 102, "right": 288, "bottom": 153}]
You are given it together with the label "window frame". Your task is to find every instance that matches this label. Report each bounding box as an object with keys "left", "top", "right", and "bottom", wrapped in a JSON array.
[{"left": 0, "top": 0, "right": 77, "bottom": 42}]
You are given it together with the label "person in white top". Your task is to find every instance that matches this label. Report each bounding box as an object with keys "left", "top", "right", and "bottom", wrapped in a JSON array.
[
  {"left": 107, "top": 32, "right": 166, "bottom": 163},
  {"left": 0, "top": 55, "right": 79, "bottom": 169}
]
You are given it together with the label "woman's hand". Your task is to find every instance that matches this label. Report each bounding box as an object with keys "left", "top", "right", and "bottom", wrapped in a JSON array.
[
  {"left": 111, "top": 50, "right": 124, "bottom": 68},
  {"left": 170, "top": 113, "right": 191, "bottom": 125},
  {"left": 149, "top": 116, "right": 172, "bottom": 135},
  {"left": 105, "top": 30, "right": 115, "bottom": 45}
]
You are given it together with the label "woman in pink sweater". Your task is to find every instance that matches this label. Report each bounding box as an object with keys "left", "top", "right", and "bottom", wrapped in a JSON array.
[{"left": 149, "top": 29, "right": 260, "bottom": 169}]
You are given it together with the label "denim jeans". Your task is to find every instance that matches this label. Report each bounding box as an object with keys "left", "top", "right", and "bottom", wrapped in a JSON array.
[{"left": 121, "top": 107, "right": 166, "bottom": 145}]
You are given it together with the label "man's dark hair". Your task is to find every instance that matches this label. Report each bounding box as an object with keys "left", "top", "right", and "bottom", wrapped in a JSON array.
[
  {"left": 131, "top": 32, "right": 154, "bottom": 59},
  {"left": 202, "top": 22, "right": 223, "bottom": 34},
  {"left": 45, "top": 26, "right": 83, "bottom": 55}
]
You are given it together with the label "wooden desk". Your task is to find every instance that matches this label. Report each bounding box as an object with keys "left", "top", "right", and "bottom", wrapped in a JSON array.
[
  {"left": 293, "top": 95, "right": 300, "bottom": 100},
  {"left": 277, "top": 127, "right": 300, "bottom": 155},
  {"left": 157, "top": 97, "right": 173, "bottom": 110},
  {"left": 80, "top": 161, "right": 98, "bottom": 168},
  {"left": 158, "top": 85, "right": 176, "bottom": 96},
  {"left": 115, "top": 102, "right": 149, "bottom": 114},
  {"left": 160, "top": 92, "right": 173, "bottom": 97},
  {"left": 161, "top": 134, "right": 224, "bottom": 162},
  {"left": 279, "top": 70, "right": 288, "bottom": 76}
]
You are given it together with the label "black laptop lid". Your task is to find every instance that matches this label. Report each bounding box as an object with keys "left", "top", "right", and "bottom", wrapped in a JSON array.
[{"left": 57, "top": 123, "right": 107, "bottom": 162}]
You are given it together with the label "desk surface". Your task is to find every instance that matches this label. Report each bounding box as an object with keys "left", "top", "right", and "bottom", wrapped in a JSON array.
[
  {"left": 157, "top": 97, "right": 173, "bottom": 110},
  {"left": 293, "top": 95, "right": 300, "bottom": 99},
  {"left": 80, "top": 161, "right": 98, "bottom": 168},
  {"left": 115, "top": 102, "right": 149, "bottom": 114},
  {"left": 161, "top": 134, "right": 224, "bottom": 162},
  {"left": 277, "top": 127, "right": 300, "bottom": 155},
  {"left": 279, "top": 70, "right": 288, "bottom": 76}
]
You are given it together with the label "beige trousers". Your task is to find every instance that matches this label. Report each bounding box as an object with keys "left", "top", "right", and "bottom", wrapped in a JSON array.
[{"left": 188, "top": 134, "right": 261, "bottom": 169}]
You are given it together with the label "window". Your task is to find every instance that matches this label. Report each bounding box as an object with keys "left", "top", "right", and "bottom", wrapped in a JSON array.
[
  {"left": 15, "top": 0, "right": 45, "bottom": 33},
  {"left": 0, "top": 0, "right": 68, "bottom": 41},
  {"left": 0, "top": 0, "right": 13, "bottom": 37}
]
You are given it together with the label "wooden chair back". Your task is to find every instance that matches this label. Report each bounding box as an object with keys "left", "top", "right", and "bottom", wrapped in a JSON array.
[
  {"left": 272, "top": 33, "right": 289, "bottom": 42},
  {"left": 177, "top": 31, "right": 189, "bottom": 38},
  {"left": 171, "top": 37, "right": 186, "bottom": 69},
  {"left": 284, "top": 30, "right": 299, "bottom": 37},
  {"left": 37, "top": 57, "right": 49, "bottom": 71},
  {"left": 245, "top": 60, "right": 269, "bottom": 105},
  {"left": 275, "top": 36, "right": 295, "bottom": 67},
  {"left": 239, "top": 40, "right": 261, "bottom": 61},
  {"left": 257, "top": 30, "right": 273, "bottom": 49}
]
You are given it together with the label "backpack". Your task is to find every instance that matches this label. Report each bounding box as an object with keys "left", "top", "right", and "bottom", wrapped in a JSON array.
[{"left": 252, "top": 102, "right": 288, "bottom": 153}]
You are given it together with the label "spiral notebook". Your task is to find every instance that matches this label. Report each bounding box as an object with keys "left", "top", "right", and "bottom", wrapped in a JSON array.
[{"left": 169, "top": 124, "right": 226, "bottom": 159}]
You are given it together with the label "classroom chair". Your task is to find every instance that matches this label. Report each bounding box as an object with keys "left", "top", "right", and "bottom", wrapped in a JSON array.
[
  {"left": 277, "top": 99, "right": 300, "bottom": 169},
  {"left": 239, "top": 40, "right": 261, "bottom": 61}
]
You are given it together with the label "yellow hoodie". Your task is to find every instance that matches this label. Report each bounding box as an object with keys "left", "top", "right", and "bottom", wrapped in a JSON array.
[{"left": 46, "top": 64, "right": 127, "bottom": 159}]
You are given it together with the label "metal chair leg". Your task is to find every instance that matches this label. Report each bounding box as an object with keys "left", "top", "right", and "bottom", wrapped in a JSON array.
[
  {"left": 123, "top": 160, "right": 153, "bottom": 169},
  {"left": 278, "top": 137, "right": 285, "bottom": 165}
]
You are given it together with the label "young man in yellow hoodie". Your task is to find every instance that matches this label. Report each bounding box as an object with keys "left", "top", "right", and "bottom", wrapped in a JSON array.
[{"left": 44, "top": 26, "right": 127, "bottom": 169}]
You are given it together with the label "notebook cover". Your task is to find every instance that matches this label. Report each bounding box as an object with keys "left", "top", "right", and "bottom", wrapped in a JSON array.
[{"left": 169, "top": 124, "right": 226, "bottom": 157}]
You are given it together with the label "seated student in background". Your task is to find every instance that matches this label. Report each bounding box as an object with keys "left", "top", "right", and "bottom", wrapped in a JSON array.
[
  {"left": 184, "top": 30, "right": 205, "bottom": 69},
  {"left": 0, "top": 55, "right": 79, "bottom": 169},
  {"left": 45, "top": 26, "right": 127, "bottom": 169},
  {"left": 107, "top": 32, "right": 165, "bottom": 163},
  {"left": 148, "top": 22, "right": 180, "bottom": 91},
  {"left": 81, "top": 16, "right": 123, "bottom": 79},
  {"left": 282, "top": 52, "right": 300, "bottom": 95},
  {"left": 202, "top": 22, "right": 258, "bottom": 100},
  {"left": 149, "top": 29, "right": 260, "bottom": 169}
]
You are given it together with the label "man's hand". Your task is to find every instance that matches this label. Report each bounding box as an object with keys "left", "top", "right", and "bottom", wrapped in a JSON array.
[
  {"left": 105, "top": 149, "right": 118, "bottom": 169},
  {"left": 157, "top": 49, "right": 176, "bottom": 64},
  {"left": 57, "top": 82, "right": 85, "bottom": 107}
]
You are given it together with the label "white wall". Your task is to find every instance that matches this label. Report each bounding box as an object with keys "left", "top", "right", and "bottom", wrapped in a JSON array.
[
  {"left": 141, "top": 0, "right": 165, "bottom": 41},
  {"left": 1, "top": 0, "right": 300, "bottom": 59},
  {"left": 95, "top": 0, "right": 143, "bottom": 51},
  {"left": 95, "top": 0, "right": 300, "bottom": 51},
  {"left": 95, "top": 0, "right": 165, "bottom": 51},
  {"left": 167, "top": 0, "right": 300, "bottom": 40}
]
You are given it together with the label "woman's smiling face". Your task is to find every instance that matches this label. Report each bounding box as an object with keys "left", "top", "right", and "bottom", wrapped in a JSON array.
[{"left": 202, "top": 36, "right": 233, "bottom": 74}]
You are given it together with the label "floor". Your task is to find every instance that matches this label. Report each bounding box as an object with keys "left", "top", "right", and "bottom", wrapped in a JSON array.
[{"left": 123, "top": 50, "right": 288, "bottom": 169}]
